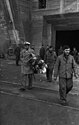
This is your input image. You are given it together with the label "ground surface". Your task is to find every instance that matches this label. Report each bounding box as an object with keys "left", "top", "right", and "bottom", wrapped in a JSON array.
[{"left": 1, "top": 59, "right": 79, "bottom": 125}]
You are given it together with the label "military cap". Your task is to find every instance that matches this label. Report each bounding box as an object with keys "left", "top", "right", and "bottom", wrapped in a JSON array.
[{"left": 24, "top": 41, "right": 30, "bottom": 45}]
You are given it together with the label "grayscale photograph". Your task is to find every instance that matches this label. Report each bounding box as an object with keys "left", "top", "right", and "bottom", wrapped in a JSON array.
[{"left": 0, "top": 0, "right": 79, "bottom": 125}]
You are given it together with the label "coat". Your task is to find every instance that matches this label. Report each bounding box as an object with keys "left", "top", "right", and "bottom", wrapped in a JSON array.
[
  {"left": 44, "top": 51, "right": 57, "bottom": 69},
  {"left": 20, "top": 48, "right": 35, "bottom": 75},
  {"left": 58, "top": 47, "right": 63, "bottom": 56},
  {"left": 14, "top": 46, "right": 20, "bottom": 57},
  {"left": 54, "top": 54, "right": 77, "bottom": 78}
]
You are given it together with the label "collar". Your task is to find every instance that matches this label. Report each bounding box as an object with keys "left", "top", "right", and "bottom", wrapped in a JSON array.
[{"left": 63, "top": 53, "right": 70, "bottom": 61}]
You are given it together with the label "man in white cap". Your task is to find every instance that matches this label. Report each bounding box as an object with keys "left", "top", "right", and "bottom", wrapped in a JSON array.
[{"left": 20, "top": 41, "right": 35, "bottom": 90}]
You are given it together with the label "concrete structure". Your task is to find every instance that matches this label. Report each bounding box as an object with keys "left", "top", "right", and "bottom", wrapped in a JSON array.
[
  {"left": 0, "top": 0, "right": 32, "bottom": 52},
  {"left": 5, "top": 0, "right": 32, "bottom": 44},
  {"left": 32, "top": 0, "right": 79, "bottom": 53},
  {"left": 0, "top": 1, "right": 10, "bottom": 53},
  {"left": 1, "top": 0, "right": 79, "bottom": 54}
]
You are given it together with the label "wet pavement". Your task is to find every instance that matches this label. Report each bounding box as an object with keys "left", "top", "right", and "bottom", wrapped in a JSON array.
[
  {"left": 1, "top": 59, "right": 79, "bottom": 125},
  {"left": 0, "top": 59, "right": 79, "bottom": 95},
  {"left": 1, "top": 87, "right": 79, "bottom": 125}
]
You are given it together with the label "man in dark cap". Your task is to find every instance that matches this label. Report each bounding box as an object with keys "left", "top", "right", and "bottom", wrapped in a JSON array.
[
  {"left": 58, "top": 46, "right": 63, "bottom": 56},
  {"left": 54, "top": 45, "right": 78, "bottom": 105},
  {"left": 39, "top": 44, "right": 45, "bottom": 60},
  {"left": 45, "top": 45, "right": 57, "bottom": 82}
]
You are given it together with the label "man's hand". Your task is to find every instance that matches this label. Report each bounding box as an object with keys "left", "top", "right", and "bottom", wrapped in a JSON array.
[
  {"left": 54, "top": 76, "right": 57, "bottom": 81},
  {"left": 45, "top": 64, "right": 48, "bottom": 68}
]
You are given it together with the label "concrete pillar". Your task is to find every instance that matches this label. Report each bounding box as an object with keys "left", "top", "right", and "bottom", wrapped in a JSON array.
[
  {"left": 60, "top": 0, "right": 64, "bottom": 14},
  {"left": 77, "top": 0, "right": 79, "bottom": 11},
  {"left": 51, "top": 25, "right": 56, "bottom": 50},
  {"left": 42, "top": 17, "right": 52, "bottom": 48},
  {"left": 47, "top": 23, "right": 52, "bottom": 46},
  {"left": 42, "top": 17, "right": 48, "bottom": 47}
]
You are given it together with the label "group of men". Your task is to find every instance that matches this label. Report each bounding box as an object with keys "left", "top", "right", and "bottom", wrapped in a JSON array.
[
  {"left": 40, "top": 45, "right": 79, "bottom": 105},
  {"left": 14, "top": 42, "right": 78, "bottom": 105}
]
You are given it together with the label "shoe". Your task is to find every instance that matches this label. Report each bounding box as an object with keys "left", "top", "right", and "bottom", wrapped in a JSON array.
[
  {"left": 49, "top": 80, "right": 52, "bottom": 82},
  {"left": 60, "top": 99, "right": 68, "bottom": 106},
  {"left": 47, "top": 79, "right": 52, "bottom": 82},
  {"left": 19, "top": 87, "right": 26, "bottom": 91},
  {"left": 16, "top": 64, "right": 20, "bottom": 66},
  {"left": 27, "top": 86, "right": 32, "bottom": 90}
]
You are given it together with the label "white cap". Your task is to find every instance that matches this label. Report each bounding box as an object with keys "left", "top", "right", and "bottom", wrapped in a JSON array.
[{"left": 24, "top": 41, "right": 30, "bottom": 45}]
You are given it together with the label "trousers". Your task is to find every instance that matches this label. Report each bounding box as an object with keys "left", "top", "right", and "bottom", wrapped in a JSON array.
[
  {"left": 59, "top": 77, "right": 73, "bottom": 101},
  {"left": 21, "top": 74, "right": 33, "bottom": 88},
  {"left": 46, "top": 67, "right": 53, "bottom": 82}
]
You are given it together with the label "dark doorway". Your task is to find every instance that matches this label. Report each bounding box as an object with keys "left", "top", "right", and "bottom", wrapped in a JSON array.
[{"left": 56, "top": 30, "right": 79, "bottom": 54}]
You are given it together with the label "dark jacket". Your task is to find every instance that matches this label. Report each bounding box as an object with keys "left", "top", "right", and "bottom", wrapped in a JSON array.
[
  {"left": 45, "top": 50, "right": 57, "bottom": 69},
  {"left": 54, "top": 54, "right": 77, "bottom": 78},
  {"left": 39, "top": 46, "right": 45, "bottom": 60},
  {"left": 14, "top": 46, "right": 20, "bottom": 57},
  {"left": 58, "top": 47, "right": 63, "bottom": 56}
]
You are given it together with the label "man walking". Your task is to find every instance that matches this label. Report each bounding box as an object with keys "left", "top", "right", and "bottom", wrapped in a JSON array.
[
  {"left": 45, "top": 46, "right": 57, "bottom": 82},
  {"left": 14, "top": 45, "right": 20, "bottom": 66},
  {"left": 39, "top": 44, "right": 45, "bottom": 60},
  {"left": 20, "top": 41, "right": 35, "bottom": 90},
  {"left": 54, "top": 45, "right": 78, "bottom": 105}
]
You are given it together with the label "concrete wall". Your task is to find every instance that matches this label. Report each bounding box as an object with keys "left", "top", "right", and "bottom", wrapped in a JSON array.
[
  {"left": 31, "top": 0, "right": 79, "bottom": 53},
  {"left": 0, "top": 1, "right": 10, "bottom": 53},
  {"left": 32, "top": 0, "right": 77, "bottom": 10},
  {"left": 0, "top": 0, "right": 32, "bottom": 53},
  {"left": 1, "top": 0, "right": 79, "bottom": 54},
  {"left": 31, "top": 14, "right": 43, "bottom": 53},
  {"left": 31, "top": 0, "right": 60, "bottom": 53},
  {"left": 9, "top": 0, "right": 32, "bottom": 42}
]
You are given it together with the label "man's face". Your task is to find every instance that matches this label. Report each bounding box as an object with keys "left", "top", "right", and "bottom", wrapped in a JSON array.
[
  {"left": 24, "top": 44, "right": 29, "bottom": 50},
  {"left": 73, "top": 48, "right": 76, "bottom": 51},
  {"left": 49, "top": 47, "right": 53, "bottom": 52},
  {"left": 64, "top": 48, "right": 70, "bottom": 56}
]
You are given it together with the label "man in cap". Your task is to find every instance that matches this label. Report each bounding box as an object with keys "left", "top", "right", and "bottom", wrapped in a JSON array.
[
  {"left": 39, "top": 44, "right": 45, "bottom": 60},
  {"left": 54, "top": 45, "right": 78, "bottom": 105},
  {"left": 20, "top": 41, "right": 35, "bottom": 90},
  {"left": 44, "top": 46, "right": 57, "bottom": 82}
]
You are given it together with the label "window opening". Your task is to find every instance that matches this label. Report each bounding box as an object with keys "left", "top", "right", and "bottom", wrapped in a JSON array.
[{"left": 39, "top": 0, "right": 46, "bottom": 9}]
